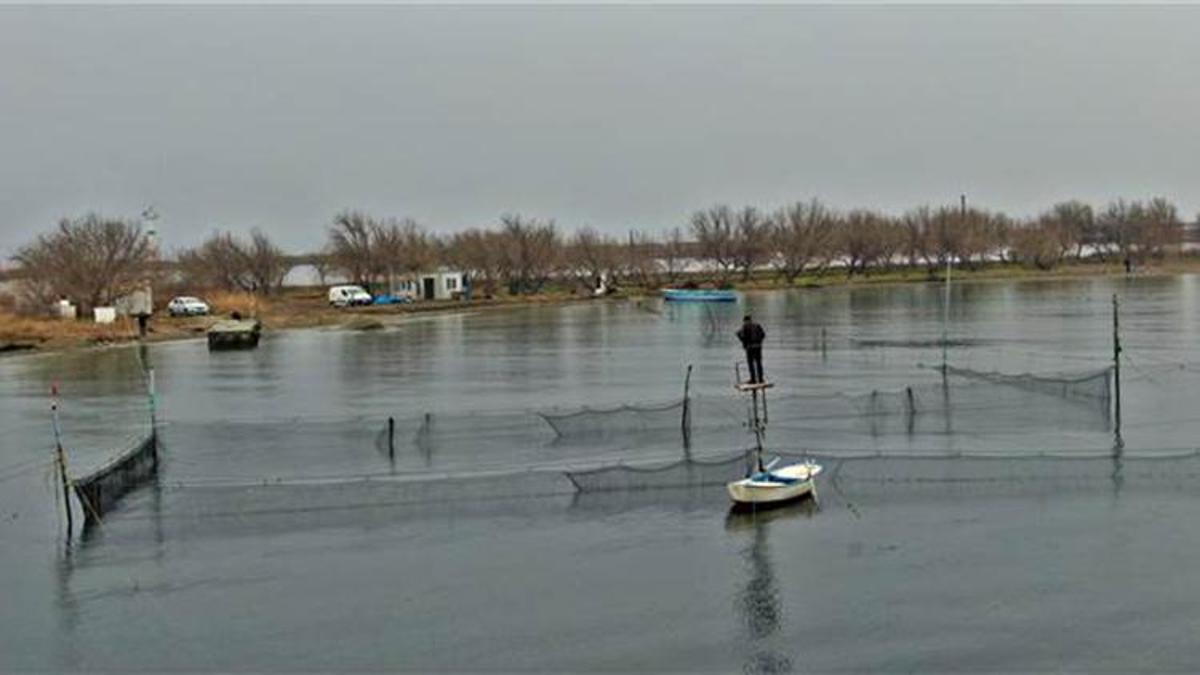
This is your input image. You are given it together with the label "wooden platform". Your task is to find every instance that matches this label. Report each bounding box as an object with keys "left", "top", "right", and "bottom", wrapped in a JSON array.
[
  {"left": 207, "top": 319, "right": 262, "bottom": 350},
  {"left": 734, "top": 381, "right": 774, "bottom": 392}
]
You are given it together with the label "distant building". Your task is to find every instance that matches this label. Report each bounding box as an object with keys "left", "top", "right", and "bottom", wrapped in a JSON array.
[{"left": 392, "top": 269, "right": 467, "bottom": 301}]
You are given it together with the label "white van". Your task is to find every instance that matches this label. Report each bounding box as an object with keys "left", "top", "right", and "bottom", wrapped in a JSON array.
[{"left": 328, "top": 285, "right": 373, "bottom": 307}]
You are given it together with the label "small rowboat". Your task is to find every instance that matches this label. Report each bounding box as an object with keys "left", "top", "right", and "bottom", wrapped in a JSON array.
[
  {"left": 727, "top": 460, "right": 822, "bottom": 506},
  {"left": 662, "top": 288, "right": 738, "bottom": 303}
]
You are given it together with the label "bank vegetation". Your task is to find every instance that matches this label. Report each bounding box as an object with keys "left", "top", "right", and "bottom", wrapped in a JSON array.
[{"left": 3, "top": 197, "right": 1196, "bottom": 319}]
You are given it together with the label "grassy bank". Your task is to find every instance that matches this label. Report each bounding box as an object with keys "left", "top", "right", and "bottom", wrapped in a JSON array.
[{"left": 2, "top": 257, "right": 1196, "bottom": 356}]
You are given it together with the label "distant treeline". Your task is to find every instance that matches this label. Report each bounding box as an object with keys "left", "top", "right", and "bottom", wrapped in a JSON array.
[{"left": 4, "top": 197, "right": 1195, "bottom": 314}]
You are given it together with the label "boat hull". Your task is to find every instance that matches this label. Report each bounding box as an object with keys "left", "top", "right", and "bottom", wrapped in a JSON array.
[
  {"left": 662, "top": 289, "right": 738, "bottom": 303},
  {"left": 726, "top": 462, "right": 821, "bottom": 505}
]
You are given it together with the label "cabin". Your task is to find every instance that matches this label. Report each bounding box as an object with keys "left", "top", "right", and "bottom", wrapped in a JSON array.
[{"left": 392, "top": 269, "right": 467, "bottom": 301}]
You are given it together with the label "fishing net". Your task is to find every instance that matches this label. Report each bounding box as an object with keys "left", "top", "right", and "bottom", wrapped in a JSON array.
[
  {"left": 538, "top": 401, "right": 686, "bottom": 440},
  {"left": 564, "top": 451, "right": 754, "bottom": 493},
  {"left": 943, "top": 365, "right": 1112, "bottom": 404},
  {"left": 372, "top": 411, "right": 557, "bottom": 470},
  {"left": 533, "top": 368, "right": 1112, "bottom": 450},
  {"left": 73, "top": 433, "right": 158, "bottom": 521},
  {"left": 563, "top": 448, "right": 1200, "bottom": 495}
]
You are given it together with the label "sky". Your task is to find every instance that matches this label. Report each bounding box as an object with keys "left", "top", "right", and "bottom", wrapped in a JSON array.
[{"left": 1, "top": 4, "right": 1198, "bottom": 258}]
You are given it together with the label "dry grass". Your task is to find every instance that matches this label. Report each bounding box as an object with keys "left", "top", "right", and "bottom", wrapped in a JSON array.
[
  {"left": 0, "top": 311, "right": 137, "bottom": 346},
  {"left": 205, "top": 291, "right": 269, "bottom": 317}
]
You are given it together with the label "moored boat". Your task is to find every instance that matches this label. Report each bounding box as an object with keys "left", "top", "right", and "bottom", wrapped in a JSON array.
[
  {"left": 662, "top": 288, "right": 738, "bottom": 303},
  {"left": 207, "top": 319, "right": 262, "bottom": 350},
  {"left": 726, "top": 379, "right": 821, "bottom": 507},
  {"left": 726, "top": 460, "right": 822, "bottom": 505}
]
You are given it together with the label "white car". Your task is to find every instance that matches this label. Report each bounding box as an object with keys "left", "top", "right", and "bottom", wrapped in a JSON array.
[
  {"left": 328, "top": 285, "right": 373, "bottom": 307},
  {"left": 167, "top": 296, "right": 210, "bottom": 317}
]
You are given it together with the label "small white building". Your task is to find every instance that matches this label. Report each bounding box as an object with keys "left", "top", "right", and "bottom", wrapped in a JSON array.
[{"left": 392, "top": 269, "right": 466, "bottom": 301}]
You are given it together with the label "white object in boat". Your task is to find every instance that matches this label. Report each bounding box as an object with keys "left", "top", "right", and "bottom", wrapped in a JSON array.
[{"left": 727, "top": 460, "right": 822, "bottom": 505}]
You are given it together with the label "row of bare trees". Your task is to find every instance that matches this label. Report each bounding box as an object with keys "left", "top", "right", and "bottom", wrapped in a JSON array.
[
  {"left": 8, "top": 197, "right": 1193, "bottom": 314},
  {"left": 687, "top": 197, "right": 1187, "bottom": 280},
  {"left": 177, "top": 230, "right": 289, "bottom": 295}
]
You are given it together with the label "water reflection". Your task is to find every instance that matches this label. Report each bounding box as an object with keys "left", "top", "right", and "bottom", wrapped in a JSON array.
[{"left": 725, "top": 501, "right": 817, "bottom": 674}]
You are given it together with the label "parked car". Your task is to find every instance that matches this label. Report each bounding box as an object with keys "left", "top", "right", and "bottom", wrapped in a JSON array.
[
  {"left": 167, "top": 296, "right": 210, "bottom": 317},
  {"left": 328, "top": 285, "right": 373, "bottom": 307},
  {"left": 371, "top": 294, "right": 412, "bottom": 306}
]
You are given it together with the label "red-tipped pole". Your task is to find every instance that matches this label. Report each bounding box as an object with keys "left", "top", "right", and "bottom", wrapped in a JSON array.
[{"left": 50, "top": 382, "right": 72, "bottom": 534}]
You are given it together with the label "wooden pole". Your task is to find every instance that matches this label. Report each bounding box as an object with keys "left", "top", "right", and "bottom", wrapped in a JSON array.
[{"left": 1112, "top": 294, "right": 1122, "bottom": 435}]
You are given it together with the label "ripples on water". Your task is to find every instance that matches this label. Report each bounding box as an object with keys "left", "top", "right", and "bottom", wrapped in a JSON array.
[{"left": 5, "top": 276, "right": 1200, "bottom": 671}]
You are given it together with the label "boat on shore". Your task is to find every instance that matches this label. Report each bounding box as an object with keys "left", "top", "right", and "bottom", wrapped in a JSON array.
[{"left": 662, "top": 288, "right": 738, "bottom": 303}]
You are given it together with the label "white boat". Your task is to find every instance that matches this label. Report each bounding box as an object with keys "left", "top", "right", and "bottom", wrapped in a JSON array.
[
  {"left": 724, "top": 379, "right": 822, "bottom": 507},
  {"left": 726, "top": 460, "right": 822, "bottom": 505}
]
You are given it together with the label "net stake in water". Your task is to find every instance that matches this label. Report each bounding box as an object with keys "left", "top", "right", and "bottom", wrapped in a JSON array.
[
  {"left": 1112, "top": 293, "right": 1122, "bottom": 439},
  {"left": 50, "top": 383, "right": 72, "bottom": 534}
]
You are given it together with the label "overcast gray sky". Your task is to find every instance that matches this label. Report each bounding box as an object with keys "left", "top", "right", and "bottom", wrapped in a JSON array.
[{"left": 1, "top": 4, "right": 1198, "bottom": 257}]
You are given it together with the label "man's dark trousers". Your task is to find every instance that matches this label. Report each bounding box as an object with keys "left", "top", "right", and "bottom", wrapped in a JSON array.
[{"left": 746, "top": 347, "right": 764, "bottom": 384}]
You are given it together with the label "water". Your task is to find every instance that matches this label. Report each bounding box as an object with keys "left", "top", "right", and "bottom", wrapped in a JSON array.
[{"left": 3, "top": 275, "right": 1200, "bottom": 671}]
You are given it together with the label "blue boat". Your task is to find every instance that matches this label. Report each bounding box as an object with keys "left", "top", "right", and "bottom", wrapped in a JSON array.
[{"left": 662, "top": 288, "right": 739, "bottom": 303}]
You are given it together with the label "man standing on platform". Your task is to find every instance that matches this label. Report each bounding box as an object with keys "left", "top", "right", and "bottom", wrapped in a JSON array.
[{"left": 736, "top": 314, "right": 766, "bottom": 384}]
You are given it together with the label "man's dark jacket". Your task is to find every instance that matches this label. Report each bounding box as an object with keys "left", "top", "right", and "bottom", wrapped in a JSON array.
[{"left": 737, "top": 322, "right": 766, "bottom": 349}]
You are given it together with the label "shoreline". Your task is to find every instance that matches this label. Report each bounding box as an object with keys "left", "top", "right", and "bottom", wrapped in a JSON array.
[{"left": 2, "top": 258, "right": 1196, "bottom": 359}]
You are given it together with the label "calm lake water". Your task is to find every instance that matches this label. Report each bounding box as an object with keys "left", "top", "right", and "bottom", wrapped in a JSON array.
[{"left": 4, "top": 275, "right": 1200, "bottom": 671}]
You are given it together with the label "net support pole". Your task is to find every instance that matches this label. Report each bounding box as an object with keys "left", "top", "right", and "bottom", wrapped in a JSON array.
[
  {"left": 1112, "top": 293, "right": 1122, "bottom": 436},
  {"left": 681, "top": 364, "right": 693, "bottom": 451},
  {"left": 147, "top": 367, "right": 157, "bottom": 437},
  {"left": 51, "top": 385, "right": 72, "bottom": 535},
  {"left": 905, "top": 386, "right": 916, "bottom": 434}
]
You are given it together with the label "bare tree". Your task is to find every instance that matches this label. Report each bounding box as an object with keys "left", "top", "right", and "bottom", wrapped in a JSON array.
[
  {"left": 731, "top": 206, "right": 770, "bottom": 281},
  {"left": 499, "top": 214, "right": 561, "bottom": 294},
  {"left": 900, "top": 206, "right": 934, "bottom": 269},
  {"left": 311, "top": 245, "right": 334, "bottom": 287},
  {"left": 566, "top": 226, "right": 621, "bottom": 291},
  {"left": 1097, "top": 198, "right": 1181, "bottom": 264},
  {"left": 12, "top": 214, "right": 154, "bottom": 313},
  {"left": 839, "top": 210, "right": 895, "bottom": 276},
  {"left": 1142, "top": 197, "right": 1183, "bottom": 259},
  {"left": 689, "top": 205, "right": 737, "bottom": 283},
  {"left": 621, "top": 230, "right": 664, "bottom": 289},
  {"left": 1010, "top": 220, "right": 1065, "bottom": 270},
  {"left": 373, "top": 218, "right": 434, "bottom": 290},
  {"left": 771, "top": 199, "right": 837, "bottom": 283},
  {"left": 328, "top": 211, "right": 379, "bottom": 290},
  {"left": 178, "top": 230, "right": 290, "bottom": 295},
  {"left": 918, "top": 206, "right": 960, "bottom": 274},
  {"left": 659, "top": 227, "right": 690, "bottom": 285},
  {"left": 1040, "top": 201, "right": 1094, "bottom": 260},
  {"left": 444, "top": 228, "right": 506, "bottom": 298},
  {"left": 243, "top": 230, "right": 291, "bottom": 294}
]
